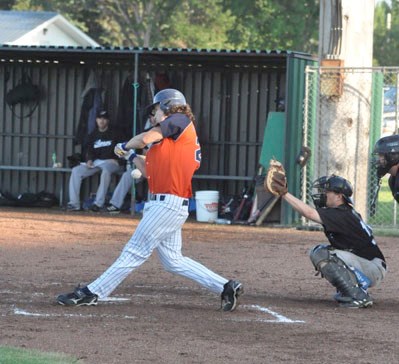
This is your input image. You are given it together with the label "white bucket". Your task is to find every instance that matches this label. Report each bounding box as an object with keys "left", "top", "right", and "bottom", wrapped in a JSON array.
[{"left": 195, "top": 190, "right": 219, "bottom": 222}]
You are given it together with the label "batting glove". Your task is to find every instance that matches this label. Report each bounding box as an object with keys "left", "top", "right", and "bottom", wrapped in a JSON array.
[
  {"left": 124, "top": 149, "right": 137, "bottom": 162},
  {"left": 114, "top": 142, "right": 129, "bottom": 158}
]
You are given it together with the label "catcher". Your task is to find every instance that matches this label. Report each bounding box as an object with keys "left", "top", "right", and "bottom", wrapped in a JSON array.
[{"left": 265, "top": 160, "right": 387, "bottom": 308}]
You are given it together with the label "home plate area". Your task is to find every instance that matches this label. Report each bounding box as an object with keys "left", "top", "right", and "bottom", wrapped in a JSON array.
[{"left": 2, "top": 286, "right": 305, "bottom": 324}]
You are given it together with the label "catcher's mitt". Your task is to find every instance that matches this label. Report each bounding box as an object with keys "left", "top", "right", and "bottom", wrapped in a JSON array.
[{"left": 264, "top": 159, "right": 288, "bottom": 196}]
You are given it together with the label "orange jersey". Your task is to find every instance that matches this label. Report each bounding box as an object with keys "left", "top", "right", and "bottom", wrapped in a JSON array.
[{"left": 145, "top": 113, "right": 201, "bottom": 198}]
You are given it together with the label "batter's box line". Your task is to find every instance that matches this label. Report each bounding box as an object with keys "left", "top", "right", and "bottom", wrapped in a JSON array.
[
  {"left": 235, "top": 304, "right": 305, "bottom": 324},
  {"left": 4, "top": 307, "right": 136, "bottom": 320}
]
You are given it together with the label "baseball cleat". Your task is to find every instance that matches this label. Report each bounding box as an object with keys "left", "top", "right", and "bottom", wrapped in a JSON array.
[
  {"left": 221, "top": 280, "right": 243, "bottom": 312},
  {"left": 338, "top": 297, "right": 373, "bottom": 308},
  {"left": 57, "top": 285, "right": 98, "bottom": 306}
]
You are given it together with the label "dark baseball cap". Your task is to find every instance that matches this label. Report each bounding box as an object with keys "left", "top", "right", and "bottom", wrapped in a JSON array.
[{"left": 97, "top": 110, "right": 109, "bottom": 119}]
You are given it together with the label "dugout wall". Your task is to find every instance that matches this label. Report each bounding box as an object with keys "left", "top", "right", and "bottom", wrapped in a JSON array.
[{"left": 0, "top": 45, "right": 315, "bottom": 221}]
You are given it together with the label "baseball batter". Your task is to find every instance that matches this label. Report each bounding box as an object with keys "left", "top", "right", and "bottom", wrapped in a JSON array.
[
  {"left": 266, "top": 165, "right": 386, "bottom": 308},
  {"left": 57, "top": 89, "right": 243, "bottom": 311}
]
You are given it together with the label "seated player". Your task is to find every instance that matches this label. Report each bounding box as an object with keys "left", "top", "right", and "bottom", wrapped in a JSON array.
[{"left": 67, "top": 110, "right": 123, "bottom": 212}]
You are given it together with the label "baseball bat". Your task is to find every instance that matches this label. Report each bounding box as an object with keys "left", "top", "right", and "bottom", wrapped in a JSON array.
[{"left": 233, "top": 186, "right": 253, "bottom": 223}]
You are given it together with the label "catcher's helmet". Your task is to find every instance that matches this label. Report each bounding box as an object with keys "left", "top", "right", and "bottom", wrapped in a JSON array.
[
  {"left": 311, "top": 175, "right": 353, "bottom": 208},
  {"left": 373, "top": 134, "right": 399, "bottom": 177},
  {"left": 150, "top": 88, "right": 186, "bottom": 113}
]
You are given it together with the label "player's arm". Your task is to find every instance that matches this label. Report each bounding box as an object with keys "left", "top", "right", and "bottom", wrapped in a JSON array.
[
  {"left": 125, "top": 127, "right": 163, "bottom": 150},
  {"left": 282, "top": 192, "right": 322, "bottom": 224},
  {"left": 133, "top": 155, "right": 147, "bottom": 178}
]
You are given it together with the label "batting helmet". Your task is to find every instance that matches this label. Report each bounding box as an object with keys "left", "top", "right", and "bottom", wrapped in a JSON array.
[
  {"left": 373, "top": 134, "right": 399, "bottom": 177},
  {"left": 311, "top": 175, "right": 353, "bottom": 208},
  {"left": 150, "top": 88, "right": 186, "bottom": 113}
]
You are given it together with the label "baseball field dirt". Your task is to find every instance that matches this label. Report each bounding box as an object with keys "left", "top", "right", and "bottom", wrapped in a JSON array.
[{"left": 1, "top": 208, "right": 399, "bottom": 364}]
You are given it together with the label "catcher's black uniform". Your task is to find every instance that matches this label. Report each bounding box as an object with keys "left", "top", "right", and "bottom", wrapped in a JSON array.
[{"left": 317, "top": 204, "right": 385, "bottom": 263}]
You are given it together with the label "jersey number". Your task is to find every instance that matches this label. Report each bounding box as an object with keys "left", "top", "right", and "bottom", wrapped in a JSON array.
[{"left": 195, "top": 137, "right": 201, "bottom": 163}]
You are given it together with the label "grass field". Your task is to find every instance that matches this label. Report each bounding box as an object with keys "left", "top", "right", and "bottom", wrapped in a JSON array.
[
  {"left": 369, "top": 177, "right": 398, "bottom": 230},
  {"left": 0, "top": 346, "right": 79, "bottom": 364}
]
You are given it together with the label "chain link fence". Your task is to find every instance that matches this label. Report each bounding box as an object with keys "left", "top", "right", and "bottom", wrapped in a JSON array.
[{"left": 302, "top": 66, "right": 399, "bottom": 230}]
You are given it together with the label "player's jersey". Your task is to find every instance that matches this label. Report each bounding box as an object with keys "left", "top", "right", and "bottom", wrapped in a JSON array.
[
  {"left": 145, "top": 113, "right": 201, "bottom": 198},
  {"left": 86, "top": 128, "right": 120, "bottom": 161},
  {"left": 317, "top": 204, "right": 385, "bottom": 261}
]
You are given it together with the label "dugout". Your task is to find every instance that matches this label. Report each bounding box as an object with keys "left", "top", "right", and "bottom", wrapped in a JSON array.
[{"left": 0, "top": 45, "right": 316, "bottom": 224}]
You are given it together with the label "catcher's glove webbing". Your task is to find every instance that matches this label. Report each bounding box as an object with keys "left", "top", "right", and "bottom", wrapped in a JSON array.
[{"left": 264, "top": 159, "right": 288, "bottom": 196}]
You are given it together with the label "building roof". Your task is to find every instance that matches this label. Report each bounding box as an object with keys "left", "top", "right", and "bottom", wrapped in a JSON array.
[
  {"left": 0, "top": 11, "right": 57, "bottom": 44},
  {"left": 0, "top": 10, "right": 99, "bottom": 47},
  {"left": 0, "top": 44, "right": 314, "bottom": 67}
]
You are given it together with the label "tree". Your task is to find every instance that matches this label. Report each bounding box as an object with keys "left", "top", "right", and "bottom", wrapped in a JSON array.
[
  {"left": 9, "top": 0, "right": 234, "bottom": 48},
  {"left": 166, "top": 0, "right": 235, "bottom": 49},
  {"left": 222, "top": 0, "right": 319, "bottom": 54},
  {"left": 373, "top": 1, "right": 399, "bottom": 66}
]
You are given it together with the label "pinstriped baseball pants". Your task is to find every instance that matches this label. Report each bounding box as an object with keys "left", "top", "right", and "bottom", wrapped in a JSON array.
[{"left": 88, "top": 194, "right": 228, "bottom": 298}]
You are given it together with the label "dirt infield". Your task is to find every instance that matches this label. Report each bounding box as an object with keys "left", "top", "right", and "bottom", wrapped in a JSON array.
[{"left": 1, "top": 208, "right": 399, "bottom": 364}]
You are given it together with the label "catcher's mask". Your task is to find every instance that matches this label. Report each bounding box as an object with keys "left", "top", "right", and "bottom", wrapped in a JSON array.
[
  {"left": 373, "top": 134, "right": 399, "bottom": 178},
  {"left": 148, "top": 88, "right": 186, "bottom": 114},
  {"left": 311, "top": 175, "right": 353, "bottom": 208}
]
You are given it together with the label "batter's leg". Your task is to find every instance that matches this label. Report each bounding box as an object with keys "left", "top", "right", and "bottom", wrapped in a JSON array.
[
  {"left": 87, "top": 200, "right": 187, "bottom": 298},
  {"left": 156, "top": 229, "right": 228, "bottom": 294}
]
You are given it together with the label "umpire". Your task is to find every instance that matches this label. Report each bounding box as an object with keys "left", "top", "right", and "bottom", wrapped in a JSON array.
[{"left": 270, "top": 169, "right": 386, "bottom": 308}]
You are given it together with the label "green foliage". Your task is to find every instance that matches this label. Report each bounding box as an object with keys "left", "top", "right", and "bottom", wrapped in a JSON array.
[
  {"left": 6, "top": 0, "right": 319, "bottom": 52},
  {"left": 166, "top": 0, "right": 235, "bottom": 48},
  {"left": 374, "top": 1, "right": 399, "bottom": 66},
  {"left": 0, "top": 346, "right": 78, "bottom": 364},
  {"left": 369, "top": 177, "right": 399, "bottom": 227},
  {"left": 222, "top": 0, "right": 319, "bottom": 53}
]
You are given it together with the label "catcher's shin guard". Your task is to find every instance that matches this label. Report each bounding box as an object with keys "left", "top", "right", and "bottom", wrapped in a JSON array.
[{"left": 309, "top": 245, "right": 370, "bottom": 302}]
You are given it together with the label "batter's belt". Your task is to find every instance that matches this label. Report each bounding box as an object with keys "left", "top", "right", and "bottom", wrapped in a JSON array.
[{"left": 149, "top": 193, "right": 189, "bottom": 206}]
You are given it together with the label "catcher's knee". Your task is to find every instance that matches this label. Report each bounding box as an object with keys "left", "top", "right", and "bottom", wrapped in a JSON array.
[
  {"left": 310, "top": 247, "right": 369, "bottom": 301},
  {"left": 309, "top": 244, "right": 331, "bottom": 270}
]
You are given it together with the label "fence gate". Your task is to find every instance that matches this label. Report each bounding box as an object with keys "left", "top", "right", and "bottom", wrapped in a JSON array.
[{"left": 303, "top": 66, "right": 399, "bottom": 231}]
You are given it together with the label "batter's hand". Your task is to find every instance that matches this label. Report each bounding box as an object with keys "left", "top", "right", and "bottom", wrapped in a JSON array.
[
  {"left": 114, "top": 142, "right": 129, "bottom": 158},
  {"left": 124, "top": 149, "right": 137, "bottom": 162}
]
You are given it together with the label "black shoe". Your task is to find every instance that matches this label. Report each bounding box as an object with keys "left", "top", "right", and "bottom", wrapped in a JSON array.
[
  {"left": 57, "top": 285, "right": 98, "bottom": 306},
  {"left": 221, "top": 280, "right": 243, "bottom": 312},
  {"left": 66, "top": 203, "right": 81, "bottom": 212},
  {"left": 339, "top": 297, "right": 373, "bottom": 308},
  {"left": 90, "top": 204, "right": 101, "bottom": 212},
  {"left": 106, "top": 204, "right": 120, "bottom": 214}
]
